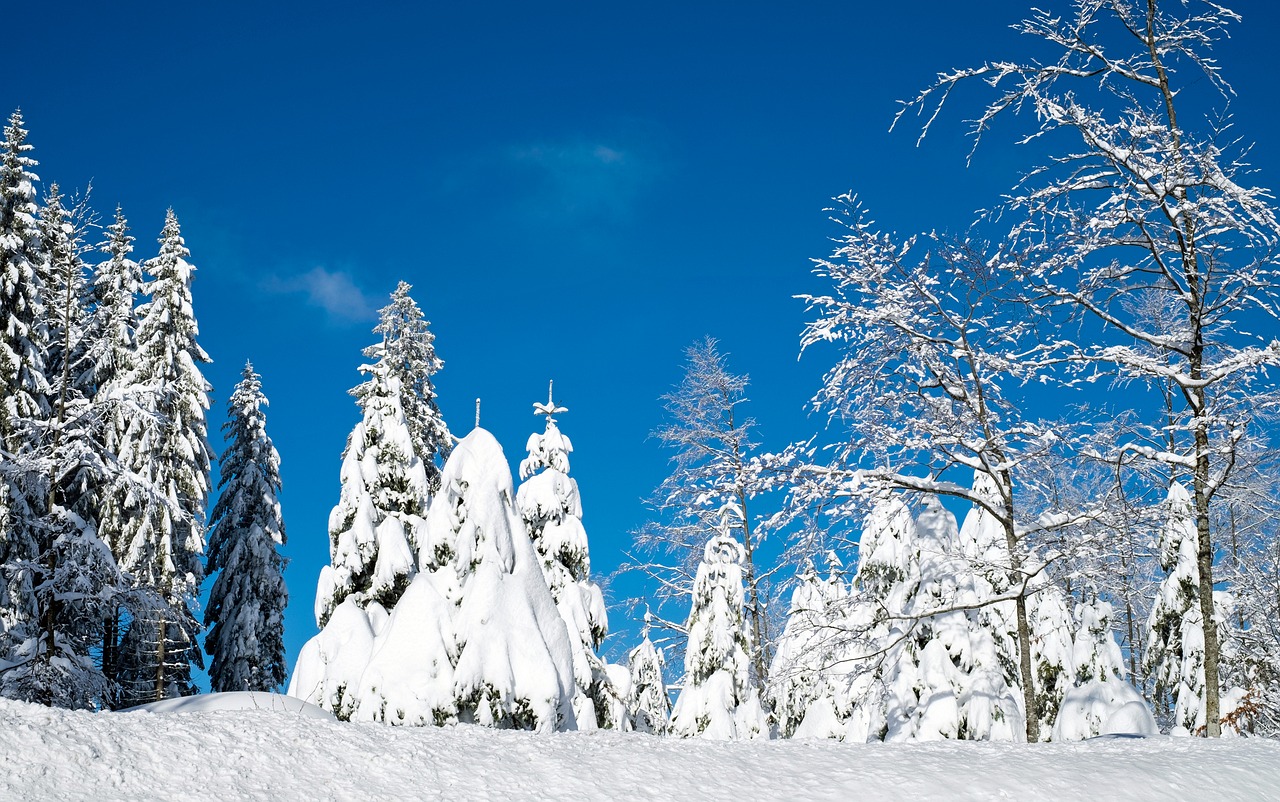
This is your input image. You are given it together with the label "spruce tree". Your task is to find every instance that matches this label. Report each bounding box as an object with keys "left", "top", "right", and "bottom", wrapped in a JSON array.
[
  {"left": 316, "top": 361, "right": 429, "bottom": 625},
  {"left": 365, "top": 281, "right": 451, "bottom": 490},
  {"left": 113, "top": 209, "right": 212, "bottom": 703},
  {"left": 78, "top": 207, "right": 142, "bottom": 693},
  {"left": 433, "top": 428, "right": 576, "bottom": 731},
  {"left": 626, "top": 612, "right": 671, "bottom": 735},
  {"left": 204, "top": 362, "right": 288, "bottom": 692},
  {"left": 670, "top": 506, "right": 767, "bottom": 739},
  {"left": 515, "top": 383, "right": 612, "bottom": 728},
  {"left": 0, "top": 109, "right": 50, "bottom": 448}
]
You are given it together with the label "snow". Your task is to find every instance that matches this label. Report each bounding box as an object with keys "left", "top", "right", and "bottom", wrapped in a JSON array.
[
  {"left": 4, "top": 697, "right": 1280, "bottom": 801},
  {"left": 123, "top": 691, "right": 333, "bottom": 719}
]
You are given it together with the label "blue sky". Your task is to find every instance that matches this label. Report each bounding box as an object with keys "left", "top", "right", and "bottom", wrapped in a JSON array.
[{"left": 8, "top": 2, "right": 1279, "bottom": 681}]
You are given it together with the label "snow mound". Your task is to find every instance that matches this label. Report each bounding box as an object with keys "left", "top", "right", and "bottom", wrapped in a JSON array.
[{"left": 124, "top": 692, "right": 334, "bottom": 720}]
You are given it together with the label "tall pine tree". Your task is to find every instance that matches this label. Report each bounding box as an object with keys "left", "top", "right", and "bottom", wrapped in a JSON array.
[
  {"left": 204, "top": 362, "right": 288, "bottom": 692},
  {"left": 113, "top": 209, "right": 212, "bottom": 704}
]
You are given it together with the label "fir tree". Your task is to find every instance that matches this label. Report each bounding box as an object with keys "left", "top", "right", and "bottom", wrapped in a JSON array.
[
  {"left": 316, "top": 361, "right": 429, "bottom": 625},
  {"left": 0, "top": 109, "right": 50, "bottom": 448},
  {"left": 1144, "top": 482, "right": 1240, "bottom": 733},
  {"left": 515, "top": 382, "right": 612, "bottom": 728},
  {"left": 113, "top": 209, "right": 212, "bottom": 703},
  {"left": 204, "top": 362, "right": 288, "bottom": 692},
  {"left": 77, "top": 206, "right": 141, "bottom": 693},
  {"left": 670, "top": 506, "right": 767, "bottom": 739},
  {"left": 626, "top": 612, "right": 671, "bottom": 735},
  {"left": 364, "top": 281, "right": 451, "bottom": 490},
  {"left": 434, "top": 428, "right": 576, "bottom": 731}
]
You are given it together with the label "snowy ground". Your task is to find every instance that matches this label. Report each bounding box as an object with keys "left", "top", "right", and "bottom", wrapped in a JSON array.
[{"left": 3, "top": 697, "right": 1277, "bottom": 802}]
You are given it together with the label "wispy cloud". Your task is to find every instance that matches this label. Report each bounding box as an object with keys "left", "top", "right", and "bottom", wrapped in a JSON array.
[
  {"left": 506, "top": 136, "right": 663, "bottom": 225},
  {"left": 262, "top": 267, "right": 377, "bottom": 322}
]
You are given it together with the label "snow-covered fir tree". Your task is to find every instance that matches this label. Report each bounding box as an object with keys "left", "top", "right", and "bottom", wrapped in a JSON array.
[
  {"left": 873, "top": 491, "right": 1025, "bottom": 742},
  {"left": 366, "top": 281, "right": 451, "bottom": 490},
  {"left": 515, "top": 383, "right": 613, "bottom": 728},
  {"left": 37, "top": 183, "right": 93, "bottom": 403},
  {"left": 294, "top": 427, "right": 576, "bottom": 731},
  {"left": 316, "top": 363, "right": 430, "bottom": 625},
  {"left": 79, "top": 207, "right": 141, "bottom": 396},
  {"left": 112, "top": 209, "right": 212, "bottom": 704},
  {"left": 0, "top": 109, "right": 49, "bottom": 448},
  {"left": 626, "top": 612, "right": 671, "bottom": 735},
  {"left": 768, "top": 555, "right": 851, "bottom": 739},
  {"left": 1144, "top": 482, "right": 1241, "bottom": 733},
  {"left": 671, "top": 506, "right": 767, "bottom": 739},
  {"left": 433, "top": 428, "right": 576, "bottom": 730},
  {"left": 204, "top": 362, "right": 288, "bottom": 692}
]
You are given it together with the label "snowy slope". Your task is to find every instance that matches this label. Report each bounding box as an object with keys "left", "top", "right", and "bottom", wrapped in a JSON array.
[{"left": 3, "top": 698, "right": 1278, "bottom": 801}]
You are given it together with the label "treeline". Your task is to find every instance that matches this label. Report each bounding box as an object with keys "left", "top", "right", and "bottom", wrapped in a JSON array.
[{"left": 0, "top": 110, "right": 286, "bottom": 707}]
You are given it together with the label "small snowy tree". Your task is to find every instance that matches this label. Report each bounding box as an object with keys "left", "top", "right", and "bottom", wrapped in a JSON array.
[
  {"left": 671, "top": 507, "right": 768, "bottom": 740},
  {"left": 515, "top": 383, "right": 612, "bottom": 728},
  {"left": 204, "top": 362, "right": 288, "bottom": 692},
  {"left": 1144, "top": 482, "right": 1240, "bottom": 733},
  {"left": 768, "top": 556, "right": 849, "bottom": 739},
  {"left": 316, "top": 360, "right": 430, "bottom": 625},
  {"left": 626, "top": 612, "right": 671, "bottom": 735}
]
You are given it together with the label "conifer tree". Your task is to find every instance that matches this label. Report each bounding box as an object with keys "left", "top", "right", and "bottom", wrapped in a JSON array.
[
  {"left": 204, "top": 362, "right": 288, "bottom": 692},
  {"left": 626, "top": 612, "right": 671, "bottom": 735},
  {"left": 671, "top": 506, "right": 767, "bottom": 739},
  {"left": 515, "top": 382, "right": 612, "bottom": 728},
  {"left": 434, "top": 428, "right": 577, "bottom": 731},
  {"left": 316, "top": 362, "right": 429, "bottom": 625},
  {"left": 1144, "top": 482, "right": 1240, "bottom": 733},
  {"left": 78, "top": 207, "right": 141, "bottom": 692},
  {"left": 0, "top": 109, "right": 50, "bottom": 448},
  {"left": 366, "top": 281, "right": 451, "bottom": 490},
  {"left": 113, "top": 209, "right": 212, "bottom": 703}
]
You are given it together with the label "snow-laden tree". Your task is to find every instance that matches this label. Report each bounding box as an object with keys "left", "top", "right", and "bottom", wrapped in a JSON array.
[
  {"left": 515, "top": 383, "right": 613, "bottom": 728},
  {"left": 0, "top": 109, "right": 49, "bottom": 449},
  {"left": 631, "top": 337, "right": 778, "bottom": 693},
  {"left": 204, "top": 363, "right": 288, "bottom": 692},
  {"left": 794, "top": 205, "right": 1093, "bottom": 742},
  {"left": 872, "top": 492, "right": 1025, "bottom": 742},
  {"left": 671, "top": 507, "right": 768, "bottom": 740},
  {"left": 1144, "top": 481, "right": 1241, "bottom": 733},
  {"left": 296, "top": 427, "right": 576, "bottom": 730},
  {"left": 433, "top": 428, "right": 577, "bottom": 731},
  {"left": 316, "top": 360, "right": 430, "bottom": 625},
  {"left": 767, "top": 556, "right": 850, "bottom": 739},
  {"left": 901, "top": 0, "right": 1280, "bottom": 737},
  {"left": 113, "top": 209, "right": 213, "bottom": 703},
  {"left": 37, "top": 183, "right": 95, "bottom": 403},
  {"left": 80, "top": 207, "right": 141, "bottom": 396},
  {"left": 365, "top": 281, "right": 451, "bottom": 490},
  {"left": 626, "top": 612, "right": 671, "bottom": 735}
]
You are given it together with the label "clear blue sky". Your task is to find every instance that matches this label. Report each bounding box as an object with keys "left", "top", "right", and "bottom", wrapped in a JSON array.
[{"left": 7, "top": 1, "right": 1279, "bottom": 682}]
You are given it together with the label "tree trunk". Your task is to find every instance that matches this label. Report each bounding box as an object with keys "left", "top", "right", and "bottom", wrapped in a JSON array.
[
  {"left": 1000, "top": 516, "right": 1038, "bottom": 742},
  {"left": 1192, "top": 422, "right": 1222, "bottom": 737},
  {"left": 154, "top": 612, "right": 167, "bottom": 703}
]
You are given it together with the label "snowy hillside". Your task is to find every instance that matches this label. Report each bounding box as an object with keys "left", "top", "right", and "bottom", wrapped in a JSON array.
[{"left": 3, "top": 697, "right": 1278, "bottom": 801}]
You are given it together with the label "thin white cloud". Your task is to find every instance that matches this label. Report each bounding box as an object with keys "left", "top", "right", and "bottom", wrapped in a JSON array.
[
  {"left": 262, "top": 266, "right": 377, "bottom": 322},
  {"left": 507, "top": 136, "right": 662, "bottom": 224}
]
